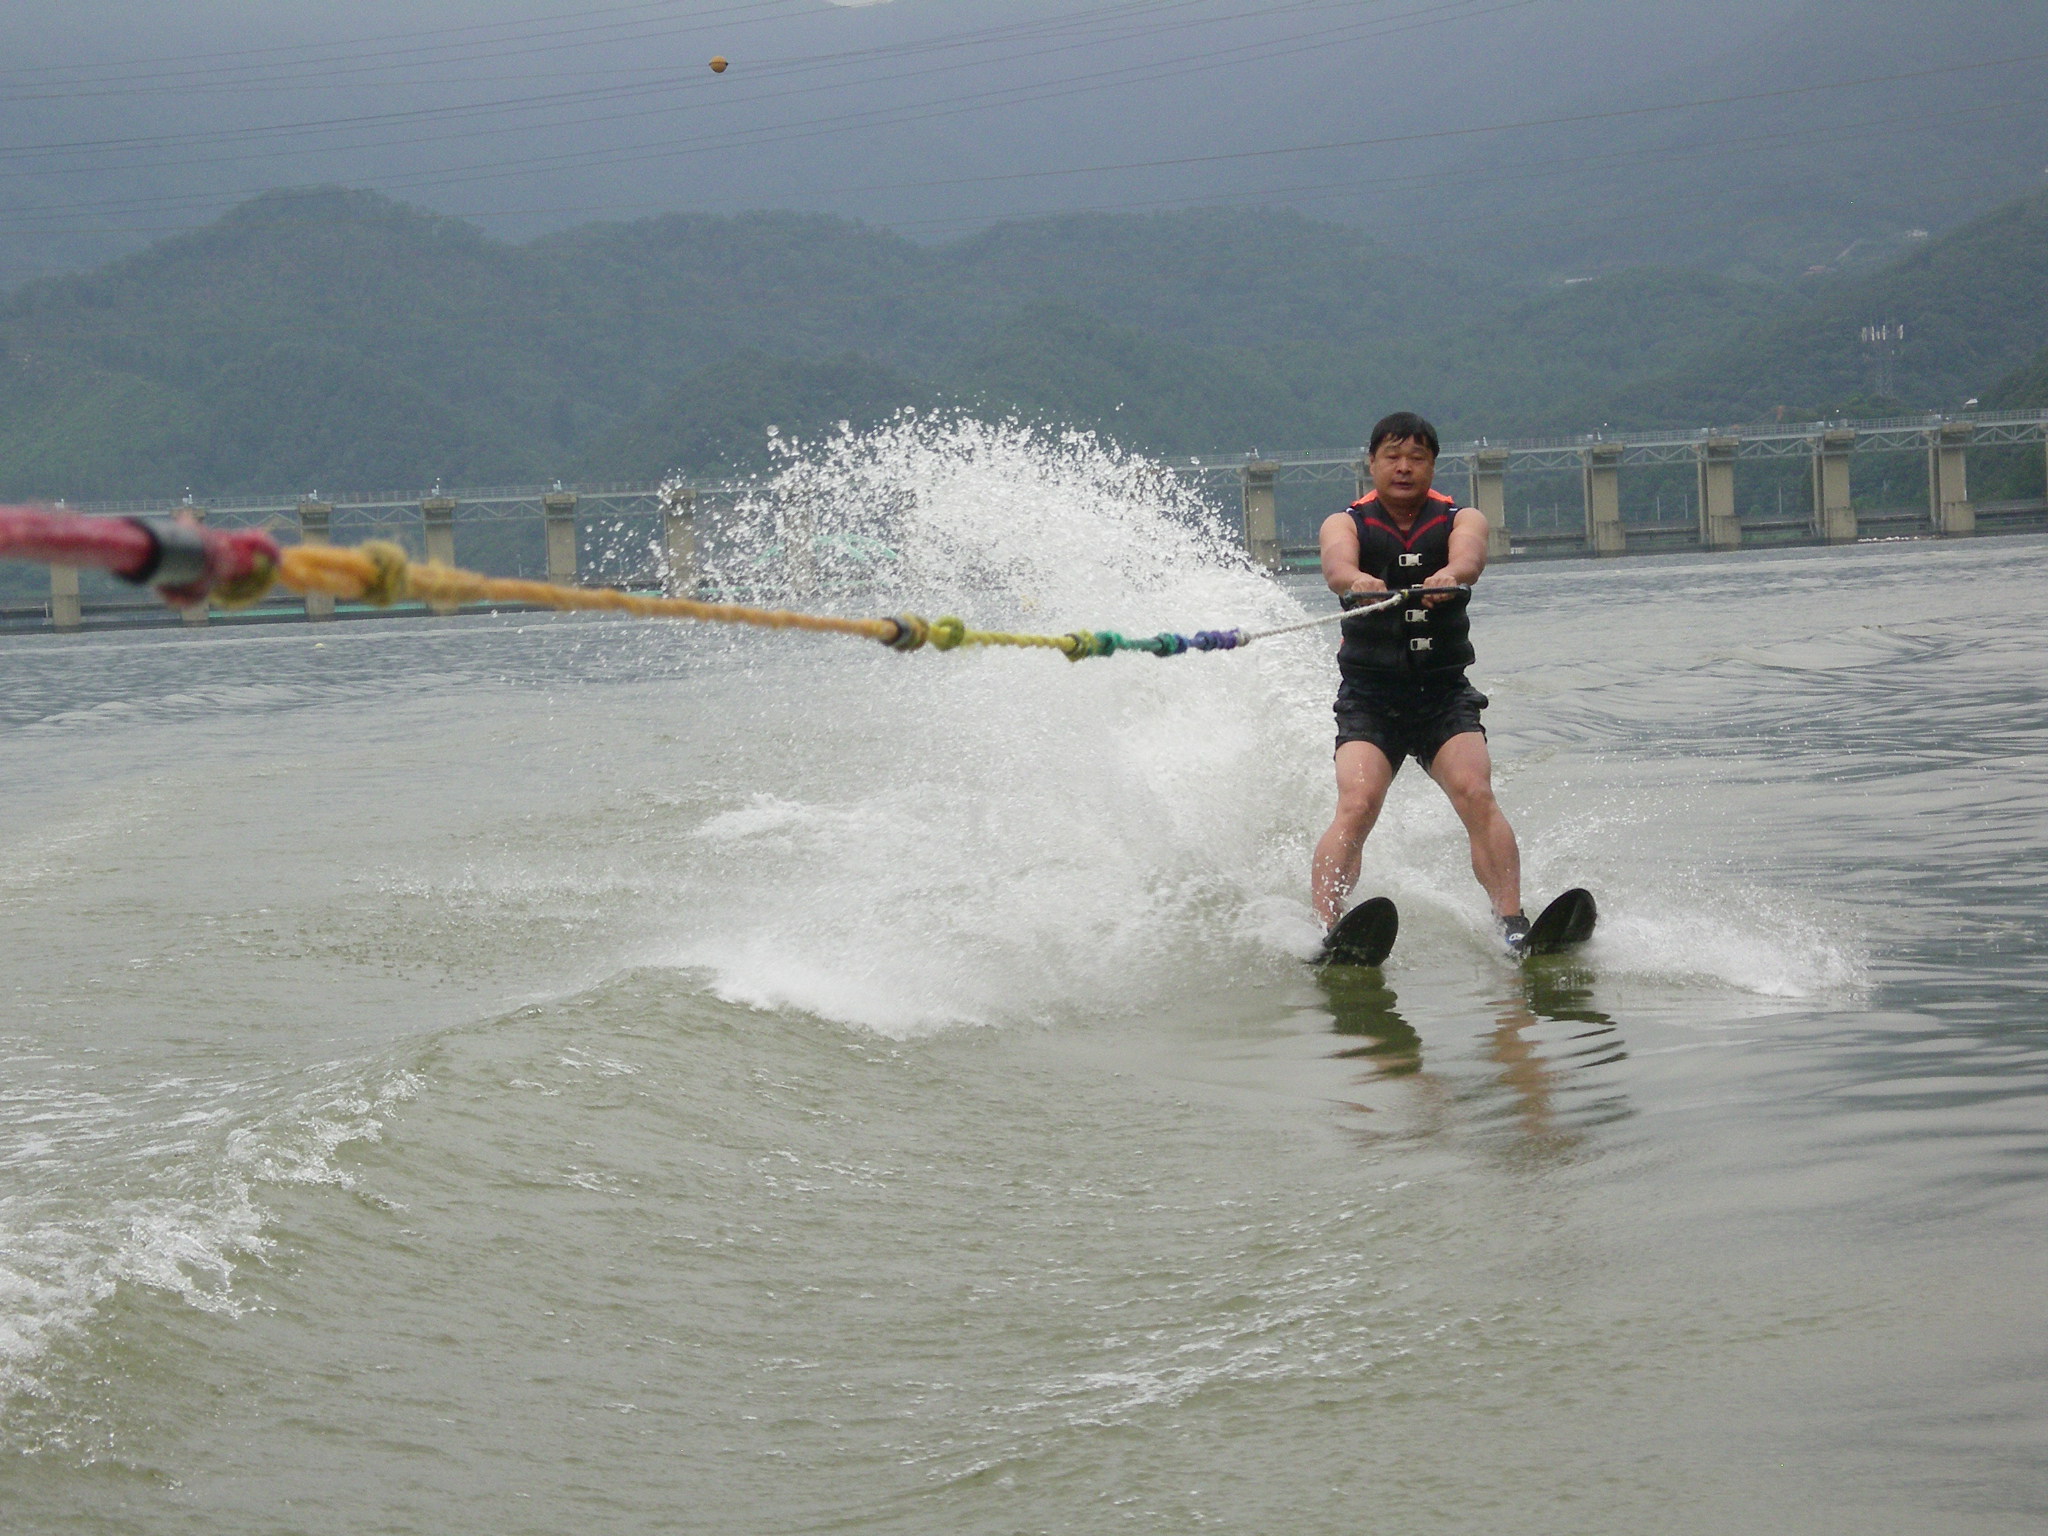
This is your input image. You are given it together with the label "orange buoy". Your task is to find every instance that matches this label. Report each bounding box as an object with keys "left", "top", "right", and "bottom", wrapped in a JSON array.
[{"left": 709, "top": 56, "right": 728, "bottom": 73}]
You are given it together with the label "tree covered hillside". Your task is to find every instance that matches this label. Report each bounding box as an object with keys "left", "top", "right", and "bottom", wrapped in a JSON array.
[
  {"left": 0, "top": 183, "right": 2043, "bottom": 501},
  {"left": 1988, "top": 345, "right": 2048, "bottom": 411},
  {"left": 1611, "top": 188, "right": 2048, "bottom": 426}
]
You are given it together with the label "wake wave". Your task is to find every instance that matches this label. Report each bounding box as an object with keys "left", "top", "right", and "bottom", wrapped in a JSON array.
[{"left": 0, "top": 1060, "right": 416, "bottom": 1418}]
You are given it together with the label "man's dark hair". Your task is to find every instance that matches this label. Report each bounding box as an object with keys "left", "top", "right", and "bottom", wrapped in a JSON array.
[{"left": 1369, "top": 411, "right": 1440, "bottom": 458}]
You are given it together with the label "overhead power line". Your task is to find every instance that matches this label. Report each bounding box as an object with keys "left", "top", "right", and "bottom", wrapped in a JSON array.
[
  {"left": 1, "top": 84, "right": 2037, "bottom": 248},
  {"left": 0, "top": 0, "right": 1415, "bottom": 153},
  {"left": 0, "top": 11, "right": 2039, "bottom": 259},
  {"left": 203, "top": 36, "right": 2048, "bottom": 210},
  {"left": 0, "top": 0, "right": 801, "bottom": 86},
  {"left": 817, "top": 43, "right": 2048, "bottom": 199},
  {"left": 875, "top": 93, "right": 2048, "bottom": 237},
  {"left": 0, "top": 0, "right": 1521, "bottom": 195},
  {"left": 32, "top": 0, "right": 1309, "bottom": 100}
]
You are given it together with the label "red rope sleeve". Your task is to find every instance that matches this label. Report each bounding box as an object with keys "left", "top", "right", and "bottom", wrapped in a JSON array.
[
  {"left": 0, "top": 505, "right": 281, "bottom": 606},
  {"left": 0, "top": 505, "right": 156, "bottom": 579}
]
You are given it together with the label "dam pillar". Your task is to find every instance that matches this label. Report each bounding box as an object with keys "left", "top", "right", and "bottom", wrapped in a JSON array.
[
  {"left": 1582, "top": 443, "right": 1624, "bottom": 556},
  {"left": 1697, "top": 439, "right": 1741, "bottom": 551},
  {"left": 1810, "top": 432, "right": 1856, "bottom": 543},
  {"left": 661, "top": 486, "right": 698, "bottom": 595},
  {"left": 297, "top": 501, "right": 335, "bottom": 620},
  {"left": 544, "top": 491, "right": 579, "bottom": 583},
  {"left": 1929, "top": 422, "right": 1974, "bottom": 535},
  {"left": 421, "top": 497, "right": 459, "bottom": 615},
  {"left": 50, "top": 563, "right": 81, "bottom": 631},
  {"left": 1472, "top": 448, "right": 1510, "bottom": 559},
  {"left": 1241, "top": 462, "right": 1281, "bottom": 570},
  {"left": 180, "top": 507, "right": 210, "bottom": 624}
]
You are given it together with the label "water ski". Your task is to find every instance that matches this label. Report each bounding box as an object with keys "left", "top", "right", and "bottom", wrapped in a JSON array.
[
  {"left": 1521, "top": 887, "right": 1597, "bottom": 958},
  {"left": 1318, "top": 895, "right": 1398, "bottom": 968}
]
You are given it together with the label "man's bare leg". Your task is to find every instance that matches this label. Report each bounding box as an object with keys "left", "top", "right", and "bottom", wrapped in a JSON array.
[
  {"left": 1312, "top": 741, "right": 1397, "bottom": 928},
  {"left": 1426, "top": 731, "right": 1522, "bottom": 918}
]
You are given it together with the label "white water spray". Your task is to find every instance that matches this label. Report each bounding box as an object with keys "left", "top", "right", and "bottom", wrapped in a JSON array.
[{"left": 650, "top": 417, "right": 1860, "bottom": 1031}]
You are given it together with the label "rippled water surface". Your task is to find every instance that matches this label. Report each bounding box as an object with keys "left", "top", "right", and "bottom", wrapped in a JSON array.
[{"left": 3, "top": 426, "right": 2044, "bottom": 1533}]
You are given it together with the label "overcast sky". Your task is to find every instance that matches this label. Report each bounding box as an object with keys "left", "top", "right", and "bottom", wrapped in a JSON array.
[{"left": 0, "top": 1, "right": 2041, "bottom": 282}]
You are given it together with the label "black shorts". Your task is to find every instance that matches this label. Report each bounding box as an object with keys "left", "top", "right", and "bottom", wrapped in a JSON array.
[{"left": 1333, "top": 673, "right": 1488, "bottom": 771}]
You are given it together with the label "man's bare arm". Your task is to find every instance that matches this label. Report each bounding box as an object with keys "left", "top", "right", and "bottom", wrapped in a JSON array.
[
  {"left": 1319, "top": 511, "right": 1386, "bottom": 597},
  {"left": 1419, "top": 507, "right": 1490, "bottom": 600}
]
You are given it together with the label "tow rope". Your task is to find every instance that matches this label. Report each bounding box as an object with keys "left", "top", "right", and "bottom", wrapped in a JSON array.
[{"left": 0, "top": 505, "right": 1458, "bottom": 661}]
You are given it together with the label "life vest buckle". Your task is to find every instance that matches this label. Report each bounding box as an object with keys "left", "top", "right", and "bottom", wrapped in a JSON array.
[
  {"left": 1409, "top": 637, "right": 1432, "bottom": 652},
  {"left": 1404, "top": 608, "right": 1427, "bottom": 623},
  {"left": 1397, "top": 553, "right": 1423, "bottom": 567}
]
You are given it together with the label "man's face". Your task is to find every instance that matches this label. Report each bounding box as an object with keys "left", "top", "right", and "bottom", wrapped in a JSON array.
[{"left": 1369, "top": 437, "right": 1436, "bottom": 503}]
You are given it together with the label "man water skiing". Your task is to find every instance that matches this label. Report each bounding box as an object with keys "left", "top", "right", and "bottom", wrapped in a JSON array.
[{"left": 1311, "top": 412, "right": 1530, "bottom": 955}]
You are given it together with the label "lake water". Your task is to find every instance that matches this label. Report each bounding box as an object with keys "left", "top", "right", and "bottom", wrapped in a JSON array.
[{"left": 3, "top": 423, "right": 2044, "bottom": 1533}]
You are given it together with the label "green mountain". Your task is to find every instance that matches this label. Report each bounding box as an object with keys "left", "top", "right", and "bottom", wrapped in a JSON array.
[
  {"left": 938, "top": 210, "right": 1493, "bottom": 354},
  {"left": 1986, "top": 343, "right": 2048, "bottom": 410},
  {"left": 1329, "top": 267, "right": 1805, "bottom": 439},
  {"left": 0, "top": 181, "right": 2042, "bottom": 503},
  {"left": 1613, "top": 188, "right": 2048, "bottom": 425},
  {"left": 1973, "top": 343, "right": 2048, "bottom": 501},
  {"left": 588, "top": 352, "right": 933, "bottom": 481},
  {"left": 938, "top": 300, "right": 1324, "bottom": 457}
]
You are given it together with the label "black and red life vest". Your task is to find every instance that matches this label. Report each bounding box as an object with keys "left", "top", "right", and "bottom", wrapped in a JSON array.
[{"left": 1337, "top": 489, "right": 1476, "bottom": 677}]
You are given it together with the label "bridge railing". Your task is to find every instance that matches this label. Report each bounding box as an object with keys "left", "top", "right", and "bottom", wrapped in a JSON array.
[
  {"left": 1216, "top": 408, "right": 2048, "bottom": 567},
  {"left": 7, "top": 408, "right": 2047, "bottom": 631}
]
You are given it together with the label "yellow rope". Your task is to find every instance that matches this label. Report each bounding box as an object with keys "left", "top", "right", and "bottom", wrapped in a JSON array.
[{"left": 268, "top": 540, "right": 1086, "bottom": 657}]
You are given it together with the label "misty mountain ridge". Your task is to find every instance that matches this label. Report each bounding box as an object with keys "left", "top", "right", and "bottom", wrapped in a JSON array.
[
  {"left": 1, "top": 0, "right": 2041, "bottom": 293},
  {"left": 1414, "top": 0, "right": 2048, "bottom": 280},
  {"left": 1613, "top": 186, "right": 2048, "bottom": 425},
  {"left": 0, "top": 180, "right": 2044, "bottom": 502}
]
